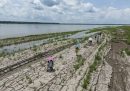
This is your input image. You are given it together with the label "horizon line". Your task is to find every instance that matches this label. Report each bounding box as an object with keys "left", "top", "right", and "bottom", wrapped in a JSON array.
[{"left": 0, "top": 21, "right": 130, "bottom": 25}]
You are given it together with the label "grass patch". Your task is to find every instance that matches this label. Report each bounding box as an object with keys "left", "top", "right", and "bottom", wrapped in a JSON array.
[
  {"left": 25, "top": 74, "right": 33, "bottom": 84},
  {"left": 82, "top": 53, "right": 101, "bottom": 89},
  {"left": 74, "top": 55, "right": 85, "bottom": 71},
  {"left": 82, "top": 72, "right": 91, "bottom": 89},
  {"left": 113, "top": 26, "right": 130, "bottom": 45},
  {"left": 0, "top": 30, "right": 83, "bottom": 47},
  {"left": 89, "top": 26, "right": 117, "bottom": 33},
  {"left": 125, "top": 48, "right": 130, "bottom": 56},
  {"left": 98, "top": 43, "right": 106, "bottom": 52},
  {"left": 111, "top": 38, "right": 120, "bottom": 43},
  {"left": 0, "top": 52, "right": 9, "bottom": 57}
]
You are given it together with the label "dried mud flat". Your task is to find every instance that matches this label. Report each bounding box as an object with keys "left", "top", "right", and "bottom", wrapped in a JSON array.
[
  {"left": 0, "top": 35, "right": 103, "bottom": 91},
  {"left": 1, "top": 31, "right": 130, "bottom": 91},
  {"left": 0, "top": 38, "right": 98, "bottom": 91}
]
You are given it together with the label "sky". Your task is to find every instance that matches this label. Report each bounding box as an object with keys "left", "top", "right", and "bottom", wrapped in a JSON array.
[{"left": 0, "top": 0, "right": 130, "bottom": 24}]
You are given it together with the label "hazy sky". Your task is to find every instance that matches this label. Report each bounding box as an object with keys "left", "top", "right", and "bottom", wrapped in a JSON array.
[{"left": 0, "top": 0, "right": 130, "bottom": 23}]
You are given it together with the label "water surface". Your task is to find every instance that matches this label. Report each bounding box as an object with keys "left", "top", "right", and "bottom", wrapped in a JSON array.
[{"left": 0, "top": 24, "right": 109, "bottom": 39}]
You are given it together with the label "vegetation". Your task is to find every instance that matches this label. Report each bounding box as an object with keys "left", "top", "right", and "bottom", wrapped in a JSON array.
[
  {"left": 117, "top": 26, "right": 130, "bottom": 45},
  {"left": 1, "top": 26, "right": 129, "bottom": 48},
  {"left": 0, "top": 38, "right": 73, "bottom": 57},
  {"left": 91, "top": 26, "right": 117, "bottom": 33},
  {"left": 0, "top": 52, "right": 8, "bottom": 57},
  {"left": 125, "top": 48, "right": 130, "bottom": 56},
  {"left": 89, "top": 25, "right": 130, "bottom": 45},
  {"left": 0, "top": 30, "right": 82, "bottom": 47},
  {"left": 25, "top": 74, "right": 33, "bottom": 84},
  {"left": 102, "top": 26, "right": 130, "bottom": 45},
  {"left": 81, "top": 37, "right": 88, "bottom": 43},
  {"left": 74, "top": 55, "right": 85, "bottom": 71},
  {"left": 59, "top": 54, "right": 63, "bottom": 59},
  {"left": 99, "top": 43, "right": 106, "bottom": 52},
  {"left": 82, "top": 36, "right": 107, "bottom": 89},
  {"left": 82, "top": 52, "right": 101, "bottom": 89}
]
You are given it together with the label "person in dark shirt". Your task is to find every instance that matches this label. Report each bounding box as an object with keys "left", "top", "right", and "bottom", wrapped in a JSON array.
[{"left": 47, "top": 56, "right": 55, "bottom": 72}]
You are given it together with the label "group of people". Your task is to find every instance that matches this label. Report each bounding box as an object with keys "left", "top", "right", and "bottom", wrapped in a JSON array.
[
  {"left": 46, "top": 32, "right": 102, "bottom": 72},
  {"left": 88, "top": 32, "right": 102, "bottom": 45}
]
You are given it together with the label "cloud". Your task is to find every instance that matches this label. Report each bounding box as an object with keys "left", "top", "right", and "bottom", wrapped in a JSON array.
[
  {"left": 0, "top": 0, "right": 7, "bottom": 7},
  {"left": 32, "top": 0, "right": 44, "bottom": 10},
  {"left": 40, "top": 0, "right": 60, "bottom": 7},
  {"left": 62, "top": 0, "right": 80, "bottom": 6},
  {"left": 0, "top": 0, "right": 130, "bottom": 23},
  {"left": 95, "top": 7, "right": 130, "bottom": 24}
]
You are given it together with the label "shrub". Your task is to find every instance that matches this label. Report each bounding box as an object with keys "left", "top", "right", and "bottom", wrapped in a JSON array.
[
  {"left": 125, "top": 48, "right": 130, "bottom": 56},
  {"left": 25, "top": 75, "right": 33, "bottom": 84},
  {"left": 74, "top": 55, "right": 85, "bottom": 70}
]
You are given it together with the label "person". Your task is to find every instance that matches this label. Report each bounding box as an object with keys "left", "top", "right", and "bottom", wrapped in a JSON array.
[
  {"left": 47, "top": 56, "right": 55, "bottom": 72},
  {"left": 75, "top": 43, "right": 80, "bottom": 49},
  {"left": 88, "top": 37, "right": 93, "bottom": 46},
  {"left": 97, "top": 35, "right": 99, "bottom": 43},
  {"left": 47, "top": 60, "right": 54, "bottom": 72},
  {"left": 50, "top": 60, "right": 54, "bottom": 71}
]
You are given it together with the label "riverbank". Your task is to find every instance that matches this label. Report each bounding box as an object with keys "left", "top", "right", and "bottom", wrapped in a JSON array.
[
  {"left": 0, "top": 30, "right": 82, "bottom": 47},
  {"left": 0, "top": 26, "right": 130, "bottom": 91}
]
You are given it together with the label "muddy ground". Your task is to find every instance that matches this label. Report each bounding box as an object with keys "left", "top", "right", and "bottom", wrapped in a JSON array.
[
  {"left": 106, "top": 41, "right": 129, "bottom": 91},
  {"left": 1, "top": 31, "right": 130, "bottom": 91}
]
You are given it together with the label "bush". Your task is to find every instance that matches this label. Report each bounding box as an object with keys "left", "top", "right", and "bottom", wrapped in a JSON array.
[
  {"left": 82, "top": 72, "right": 91, "bottom": 89},
  {"left": 95, "top": 54, "right": 101, "bottom": 61},
  {"left": 25, "top": 75, "right": 33, "bottom": 84},
  {"left": 127, "top": 39, "right": 130, "bottom": 45},
  {"left": 82, "top": 79, "right": 89, "bottom": 89},
  {"left": 74, "top": 55, "right": 85, "bottom": 70},
  {"left": 125, "top": 48, "right": 130, "bottom": 56}
]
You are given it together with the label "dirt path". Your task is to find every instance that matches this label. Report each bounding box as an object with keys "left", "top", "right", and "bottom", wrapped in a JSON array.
[
  {"left": 35, "top": 45, "right": 97, "bottom": 91},
  {"left": 106, "top": 41, "right": 128, "bottom": 91}
]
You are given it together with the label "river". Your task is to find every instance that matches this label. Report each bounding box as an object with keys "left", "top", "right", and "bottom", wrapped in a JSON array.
[{"left": 0, "top": 24, "right": 110, "bottom": 39}]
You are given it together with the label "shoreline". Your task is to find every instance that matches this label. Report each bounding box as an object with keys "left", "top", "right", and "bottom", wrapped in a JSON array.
[
  {"left": 0, "top": 30, "right": 82, "bottom": 48},
  {"left": 0, "top": 26, "right": 130, "bottom": 91},
  {"left": 0, "top": 21, "right": 130, "bottom": 25}
]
